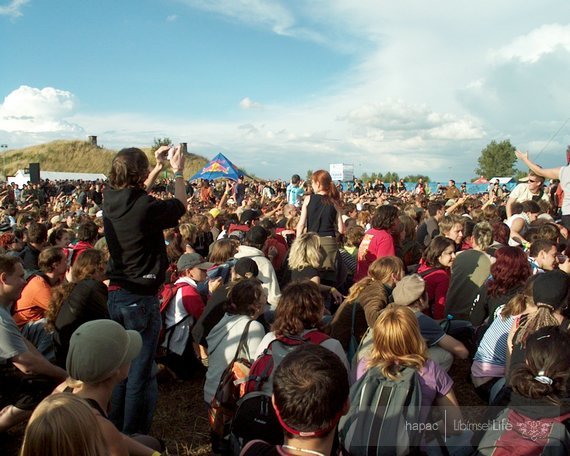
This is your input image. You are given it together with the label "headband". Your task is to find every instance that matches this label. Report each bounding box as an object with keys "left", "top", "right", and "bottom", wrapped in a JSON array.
[{"left": 273, "top": 401, "right": 343, "bottom": 438}]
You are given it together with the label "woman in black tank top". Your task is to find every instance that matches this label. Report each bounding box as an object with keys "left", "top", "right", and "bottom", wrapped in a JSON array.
[{"left": 296, "top": 170, "right": 344, "bottom": 284}]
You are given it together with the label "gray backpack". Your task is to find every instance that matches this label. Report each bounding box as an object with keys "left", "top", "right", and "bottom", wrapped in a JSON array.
[{"left": 339, "top": 365, "right": 423, "bottom": 456}]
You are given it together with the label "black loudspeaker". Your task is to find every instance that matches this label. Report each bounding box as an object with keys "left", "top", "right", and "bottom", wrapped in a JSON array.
[{"left": 29, "top": 163, "right": 40, "bottom": 184}]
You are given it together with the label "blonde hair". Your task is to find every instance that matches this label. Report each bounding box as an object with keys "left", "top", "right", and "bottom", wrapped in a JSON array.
[
  {"left": 179, "top": 223, "right": 198, "bottom": 245},
  {"left": 288, "top": 232, "right": 322, "bottom": 270},
  {"left": 345, "top": 256, "right": 404, "bottom": 303},
  {"left": 368, "top": 305, "right": 427, "bottom": 380},
  {"left": 473, "top": 220, "right": 493, "bottom": 250},
  {"left": 19, "top": 393, "right": 107, "bottom": 456}
]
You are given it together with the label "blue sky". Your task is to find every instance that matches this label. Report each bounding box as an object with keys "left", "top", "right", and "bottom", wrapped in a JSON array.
[{"left": 1, "top": 0, "right": 570, "bottom": 181}]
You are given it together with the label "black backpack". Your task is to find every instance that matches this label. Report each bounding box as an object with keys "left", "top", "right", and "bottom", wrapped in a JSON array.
[{"left": 229, "top": 331, "right": 329, "bottom": 454}]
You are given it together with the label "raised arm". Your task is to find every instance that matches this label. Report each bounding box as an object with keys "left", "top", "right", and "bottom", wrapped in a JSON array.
[
  {"left": 296, "top": 196, "right": 310, "bottom": 237},
  {"left": 516, "top": 150, "right": 561, "bottom": 180},
  {"left": 169, "top": 145, "right": 187, "bottom": 207},
  {"left": 144, "top": 146, "right": 168, "bottom": 191}
]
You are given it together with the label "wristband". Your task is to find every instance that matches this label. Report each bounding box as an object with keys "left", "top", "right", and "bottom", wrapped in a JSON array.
[
  {"left": 330, "top": 287, "right": 337, "bottom": 294},
  {"left": 174, "top": 172, "right": 184, "bottom": 179},
  {"left": 151, "top": 452, "right": 161, "bottom": 456}
]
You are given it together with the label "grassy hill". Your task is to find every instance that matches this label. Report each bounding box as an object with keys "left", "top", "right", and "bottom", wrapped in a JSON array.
[{"left": 1, "top": 140, "right": 209, "bottom": 178}]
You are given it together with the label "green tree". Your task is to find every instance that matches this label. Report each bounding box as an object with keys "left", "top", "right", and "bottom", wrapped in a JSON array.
[
  {"left": 514, "top": 169, "right": 527, "bottom": 181},
  {"left": 475, "top": 140, "right": 516, "bottom": 178},
  {"left": 360, "top": 172, "right": 370, "bottom": 182},
  {"left": 404, "top": 174, "right": 430, "bottom": 182},
  {"left": 306, "top": 169, "right": 313, "bottom": 181},
  {"left": 383, "top": 172, "right": 399, "bottom": 183},
  {"left": 151, "top": 137, "right": 172, "bottom": 152}
]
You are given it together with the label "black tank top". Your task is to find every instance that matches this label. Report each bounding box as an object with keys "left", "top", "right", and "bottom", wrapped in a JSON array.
[{"left": 306, "top": 194, "right": 338, "bottom": 237}]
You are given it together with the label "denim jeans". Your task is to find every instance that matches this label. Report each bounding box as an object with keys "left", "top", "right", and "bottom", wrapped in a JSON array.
[{"left": 108, "top": 288, "right": 161, "bottom": 435}]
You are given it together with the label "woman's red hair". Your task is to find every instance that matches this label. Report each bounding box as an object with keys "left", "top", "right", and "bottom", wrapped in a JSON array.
[
  {"left": 312, "top": 170, "right": 341, "bottom": 206},
  {"left": 487, "top": 246, "right": 531, "bottom": 297}
]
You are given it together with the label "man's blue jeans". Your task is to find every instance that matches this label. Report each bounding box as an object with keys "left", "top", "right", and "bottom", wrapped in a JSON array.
[{"left": 108, "top": 288, "right": 161, "bottom": 435}]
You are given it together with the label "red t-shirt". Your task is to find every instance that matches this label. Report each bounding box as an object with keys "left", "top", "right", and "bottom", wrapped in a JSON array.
[
  {"left": 417, "top": 261, "right": 450, "bottom": 320},
  {"left": 355, "top": 228, "right": 396, "bottom": 281}
]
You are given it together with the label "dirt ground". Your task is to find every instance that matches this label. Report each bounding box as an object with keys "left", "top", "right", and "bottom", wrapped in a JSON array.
[{"left": 1, "top": 359, "right": 485, "bottom": 455}]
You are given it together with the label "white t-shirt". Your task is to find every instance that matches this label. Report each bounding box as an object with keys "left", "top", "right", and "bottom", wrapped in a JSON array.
[
  {"left": 509, "top": 183, "right": 549, "bottom": 204},
  {"left": 559, "top": 166, "right": 570, "bottom": 215}
]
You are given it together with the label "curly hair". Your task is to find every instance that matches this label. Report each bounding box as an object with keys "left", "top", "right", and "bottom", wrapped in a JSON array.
[
  {"left": 488, "top": 246, "right": 532, "bottom": 298},
  {"left": 272, "top": 281, "right": 324, "bottom": 337},
  {"left": 45, "top": 249, "right": 106, "bottom": 333}
]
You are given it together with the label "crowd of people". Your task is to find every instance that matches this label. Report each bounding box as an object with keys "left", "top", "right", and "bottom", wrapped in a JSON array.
[{"left": 1, "top": 145, "right": 570, "bottom": 455}]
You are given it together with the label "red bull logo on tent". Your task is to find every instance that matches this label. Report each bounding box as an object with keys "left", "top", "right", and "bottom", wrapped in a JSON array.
[
  {"left": 202, "top": 160, "right": 229, "bottom": 174},
  {"left": 189, "top": 153, "right": 243, "bottom": 181}
]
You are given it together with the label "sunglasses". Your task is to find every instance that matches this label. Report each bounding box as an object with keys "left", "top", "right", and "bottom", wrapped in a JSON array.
[{"left": 528, "top": 179, "right": 539, "bottom": 183}]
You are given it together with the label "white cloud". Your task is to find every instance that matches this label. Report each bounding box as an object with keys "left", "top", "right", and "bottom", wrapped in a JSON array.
[
  {"left": 0, "top": 86, "right": 82, "bottom": 133},
  {"left": 239, "top": 97, "right": 263, "bottom": 110},
  {"left": 6, "top": 2, "right": 570, "bottom": 180},
  {"left": 0, "top": 0, "right": 29, "bottom": 18},
  {"left": 177, "top": 0, "right": 324, "bottom": 42},
  {"left": 490, "top": 24, "right": 570, "bottom": 64},
  {"left": 166, "top": 14, "right": 178, "bottom": 22},
  {"left": 345, "top": 99, "right": 485, "bottom": 140}
]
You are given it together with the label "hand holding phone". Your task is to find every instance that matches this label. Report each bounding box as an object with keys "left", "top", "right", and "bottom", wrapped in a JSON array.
[{"left": 167, "top": 145, "right": 175, "bottom": 161}]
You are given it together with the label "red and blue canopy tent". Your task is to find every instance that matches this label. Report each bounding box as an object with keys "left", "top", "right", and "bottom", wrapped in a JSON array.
[{"left": 188, "top": 153, "right": 246, "bottom": 182}]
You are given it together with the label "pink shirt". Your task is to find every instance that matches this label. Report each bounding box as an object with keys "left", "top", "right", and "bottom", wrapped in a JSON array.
[
  {"left": 355, "top": 228, "right": 396, "bottom": 281},
  {"left": 417, "top": 261, "right": 450, "bottom": 320}
]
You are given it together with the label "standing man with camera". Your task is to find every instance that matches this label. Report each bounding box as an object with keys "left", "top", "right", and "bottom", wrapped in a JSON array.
[{"left": 103, "top": 144, "right": 187, "bottom": 435}]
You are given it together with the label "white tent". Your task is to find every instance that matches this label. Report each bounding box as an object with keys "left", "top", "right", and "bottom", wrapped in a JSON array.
[{"left": 8, "top": 169, "right": 107, "bottom": 187}]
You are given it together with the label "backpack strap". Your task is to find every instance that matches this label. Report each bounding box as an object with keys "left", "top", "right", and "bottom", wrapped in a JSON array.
[
  {"left": 418, "top": 267, "right": 442, "bottom": 278},
  {"left": 160, "top": 282, "right": 192, "bottom": 313},
  {"left": 234, "top": 319, "right": 254, "bottom": 361}
]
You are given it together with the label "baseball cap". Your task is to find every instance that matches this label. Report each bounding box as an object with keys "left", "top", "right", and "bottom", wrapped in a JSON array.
[
  {"left": 392, "top": 274, "right": 426, "bottom": 306},
  {"left": 533, "top": 270, "right": 569, "bottom": 309},
  {"left": 209, "top": 208, "right": 221, "bottom": 219},
  {"left": 66, "top": 320, "right": 142, "bottom": 383},
  {"left": 177, "top": 252, "right": 214, "bottom": 271}
]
